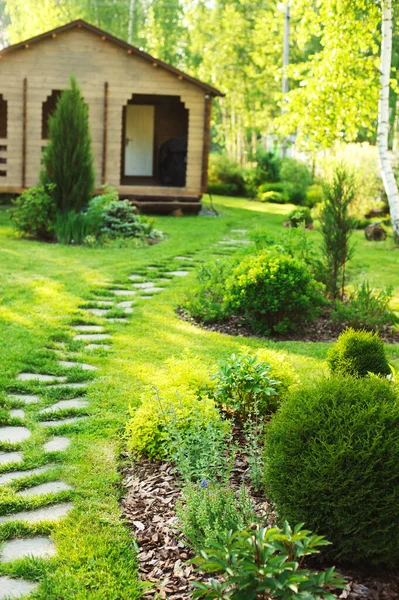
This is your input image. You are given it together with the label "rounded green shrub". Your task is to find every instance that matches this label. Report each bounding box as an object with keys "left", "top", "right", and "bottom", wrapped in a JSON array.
[
  {"left": 264, "top": 376, "right": 399, "bottom": 566},
  {"left": 224, "top": 252, "right": 325, "bottom": 335},
  {"left": 327, "top": 328, "right": 391, "bottom": 378},
  {"left": 12, "top": 184, "right": 56, "bottom": 240}
]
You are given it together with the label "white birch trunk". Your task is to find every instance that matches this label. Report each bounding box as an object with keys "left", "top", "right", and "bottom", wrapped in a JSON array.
[
  {"left": 378, "top": 0, "right": 399, "bottom": 242},
  {"left": 128, "top": 0, "right": 135, "bottom": 45}
]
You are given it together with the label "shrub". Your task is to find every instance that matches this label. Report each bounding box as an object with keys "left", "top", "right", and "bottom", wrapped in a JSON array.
[
  {"left": 319, "top": 165, "right": 357, "bottom": 299},
  {"left": 259, "top": 190, "right": 286, "bottom": 204},
  {"left": 257, "top": 182, "right": 285, "bottom": 196},
  {"left": 101, "top": 199, "right": 154, "bottom": 238},
  {"left": 280, "top": 158, "right": 312, "bottom": 204},
  {"left": 254, "top": 149, "right": 281, "bottom": 183},
  {"left": 176, "top": 483, "right": 256, "bottom": 552},
  {"left": 208, "top": 154, "right": 246, "bottom": 196},
  {"left": 54, "top": 211, "right": 89, "bottom": 245},
  {"left": 211, "top": 351, "right": 281, "bottom": 417},
  {"left": 327, "top": 328, "right": 391, "bottom": 378},
  {"left": 264, "top": 376, "right": 399, "bottom": 566},
  {"left": 41, "top": 76, "right": 95, "bottom": 213},
  {"left": 244, "top": 168, "right": 270, "bottom": 198},
  {"left": 286, "top": 207, "right": 313, "bottom": 228},
  {"left": 85, "top": 187, "right": 118, "bottom": 234},
  {"left": 207, "top": 183, "right": 239, "bottom": 196},
  {"left": 332, "top": 282, "right": 399, "bottom": 331},
  {"left": 12, "top": 184, "right": 56, "bottom": 240},
  {"left": 305, "top": 183, "right": 324, "bottom": 207},
  {"left": 192, "top": 522, "right": 343, "bottom": 599},
  {"left": 224, "top": 252, "right": 325, "bottom": 335}
]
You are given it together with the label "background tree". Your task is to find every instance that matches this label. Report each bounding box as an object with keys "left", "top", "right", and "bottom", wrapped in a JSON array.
[{"left": 41, "top": 76, "right": 95, "bottom": 214}]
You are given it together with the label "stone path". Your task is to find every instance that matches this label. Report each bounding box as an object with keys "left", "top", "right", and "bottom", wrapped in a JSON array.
[{"left": 0, "top": 230, "right": 250, "bottom": 597}]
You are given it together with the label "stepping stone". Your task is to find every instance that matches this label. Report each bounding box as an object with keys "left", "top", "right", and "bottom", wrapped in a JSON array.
[
  {"left": 7, "top": 394, "right": 40, "bottom": 405},
  {"left": 0, "top": 452, "right": 23, "bottom": 466},
  {"left": 74, "top": 334, "right": 111, "bottom": 342},
  {"left": 117, "top": 301, "right": 134, "bottom": 308},
  {"left": 132, "top": 282, "right": 156, "bottom": 289},
  {"left": 128, "top": 274, "right": 144, "bottom": 281},
  {"left": 10, "top": 410, "right": 25, "bottom": 419},
  {"left": 0, "top": 536, "right": 56, "bottom": 562},
  {"left": 0, "top": 427, "right": 31, "bottom": 444},
  {"left": 147, "top": 266, "right": 157, "bottom": 270},
  {"left": 108, "top": 318, "right": 127, "bottom": 323},
  {"left": 19, "top": 481, "right": 72, "bottom": 498},
  {"left": 0, "top": 502, "right": 73, "bottom": 524},
  {"left": 17, "top": 373, "right": 66, "bottom": 383},
  {"left": 0, "top": 577, "right": 38, "bottom": 599},
  {"left": 40, "top": 399, "right": 88, "bottom": 414},
  {"left": 40, "top": 417, "right": 86, "bottom": 428},
  {"left": 123, "top": 308, "right": 134, "bottom": 315},
  {"left": 72, "top": 325, "right": 103, "bottom": 333},
  {"left": 94, "top": 301, "right": 114, "bottom": 307},
  {"left": 44, "top": 437, "right": 71, "bottom": 453},
  {"left": 0, "top": 465, "right": 52, "bottom": 486},
  {"left": 166, "top": 271, "right": 189, "bottom": 277},
  {"left": 87, "top": 308, "right": 108, "bottom": 317},
  {"left": 85, "top": 344, "right": 111, "bottom": 351},
  {"left": 175, "top": 256, "right": 194, "bottom": 261},
  {"left": 57, "top": 361, "right": 97, "bottom": 371},
  {"left": 140, "top": 287, "right": 163, "bottom": 293},
  {"left": 48, "top": 382, "right": 89, "bottom": 390},
  {"left": 109, "top": 289, "right": 137, "bottom": 296},
  {"left": 231, "top": 229, "right": 248, "bottom": 233}
]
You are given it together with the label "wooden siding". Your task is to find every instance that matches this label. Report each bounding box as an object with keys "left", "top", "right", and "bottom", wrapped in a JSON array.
[{"left": 0, "top": 27, "right": 207, "bottom": 197}]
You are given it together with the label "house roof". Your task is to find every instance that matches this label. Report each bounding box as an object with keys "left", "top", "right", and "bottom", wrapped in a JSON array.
[{"left": 0, "top": 19, "right": 224, "bottom": 97}]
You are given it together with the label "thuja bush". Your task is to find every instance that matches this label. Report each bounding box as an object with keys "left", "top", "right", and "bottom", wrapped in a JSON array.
[
  {"left": 41, "top": 76, "right": 95, "bottom": 213},
  {"left": 264, "top": 376, "right": 399, "bottom": 566},
  {"left": 224, "top": 252, "right": 325, "bottom": 334},
  {"left": 327, "top": 328, "right": 391, "bottom": 378}
]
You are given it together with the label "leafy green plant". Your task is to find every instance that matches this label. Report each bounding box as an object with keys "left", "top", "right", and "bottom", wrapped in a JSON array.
[
  {"left": 280, "top": 158, "right": 313, "bottom": 204},
  {"left": 224, "top": 252, "right": 326, "bottom": 335},
  {"left": 259, "top": 191, "right": 286, "bottom": 204},
  {"left": 327, "top": 327, "right": 391, "bottom": 377},
  {"left": 54, "top": 210, "right": 89, "bottom": 245},
  {"left": 176, "top": 483, "right": 256, "bottom": 552},
  {"left": 286, "top": 207, "right": 313, "bottom": 228},
  {"left": 12, "top": 184, "right": 56, "bottom": 240},
  {"left": 332, "top": 282, "right": 398, "bottom": 331},
  {"left": 208, "top": 183, "right": 240, "bottom": 196},
  {"left": 85, "top": 187, "right": 118, "bottom": 234},
  {"left": 319, "top": 165, "right": 357, "bottom": 299},
  {"left": 212, "top": 351, "right": 280, "bottom": 417},
  {"left": 192, "top": 522, "right": 343, "bottom": 599},
  {"left": 243, "top": 412, "right": 265, "bottom": 492},
  {"left": 305, "top": 183, "right": 323, "bottom": 207},
  {"left": 101, "top": 199, "right": 156, "bottom": 239},
  {"left": 264, "top": 376, "right": 399, "bottom": 566},
  {"left": 208, "top": 154, "right": 246, "bottom": 196},
  {"left": 41, "top": 76, "right": 95, "bottom": 213}
]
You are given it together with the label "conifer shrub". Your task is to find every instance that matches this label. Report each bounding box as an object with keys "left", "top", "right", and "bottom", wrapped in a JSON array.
[
  {"left": 327, "top": 328, "right": 391, "bottom": 378},
  {"left": 264, "top": 376, "right": 399, "bottom": 566},
  {"left": 41, "top": 76, "right": 95, "bottom": 213}
]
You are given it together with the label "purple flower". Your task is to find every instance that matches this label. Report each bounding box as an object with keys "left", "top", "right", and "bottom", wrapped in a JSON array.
[{"left": 201, "top": 479, "right": 208, "bottom": 488}]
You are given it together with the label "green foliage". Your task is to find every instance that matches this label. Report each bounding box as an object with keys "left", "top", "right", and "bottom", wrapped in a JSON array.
[
  {"left": 208, "top": 154, "right": 246, "bottom": 196},
  {"left": 85, "top": 188, "right": 118, "bottom": 234},
  {"left": 176, "top": 483, "right": 256, "bottom": 553},
  {"left": 264, "top": 376, "right": 399, "bottom": 566},
  {"left": 257, "top": 182, "right": 285, "bottom": 195},
  {"left": 54, "top": 211, "right": 89, "bottom": 245},
  {"left": 327, "top": 328, "right": 391, "bottom": 378},
  {"left": 259, "top": 191, "right": 286, "bottom": 204},
  {"left": 305, "top": 184, "right": 324, "bottom": 207},
  {"left": 332, "top": 282, "right": 399, "bottom": 331},
  {"left": 224, "top": 252, "right": 325, "bottom": 335},
  {"left": 12, "top": 185, "right": 56, "bottom": 240},
  {"left": 211, "top": 351, "right": 280, "bottom": 417},
  {"left": 41, "top": 76, "right": 95, "bottom": 214},
  {"left": 101, "top": 200, "right": 155, "bottom": 239},
  {"left": 254, "top": 149, "right": 281, "bottom": 183},
  {"left": 319, "top": 165, "right": 357, "bottom": 298},
  {"left": 192, "top": 522, "right": 343, "bottom": 599},
  {"left": 208, "top": 183, "right": 240, "bottom": 196},
  {"left": 280, "top": 158, "right": 313, "bottom": 204},
  {"left": 287, "top": 207, "right": 313, "bottom": 227}
]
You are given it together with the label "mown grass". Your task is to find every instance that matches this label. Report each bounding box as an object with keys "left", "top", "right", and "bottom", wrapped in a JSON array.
[{"left": 0, "top": 195, "right": 398, "bottom": 598}]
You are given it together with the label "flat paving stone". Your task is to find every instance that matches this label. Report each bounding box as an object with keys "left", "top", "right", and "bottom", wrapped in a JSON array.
[
  {"left": 19, "top": 481, "right": 72, "bottom": 498},
  {"left": 7, "top": 394, "right": 40, "bottom": 405},
  {"left": 40, "top": 417, "right": 86, "bottom": 428},
  {"left": 87, "top": 308, "right": 109, "bottom": 317},
  {"left": 58, "top": 360, "right": 97, "bottom": 371},
  {"left": 93, "top": 301, "right": 114, "bottom": 307},
  {"left": 139, "top": 287, "right": 163, "bottom": 293},
  {"left": 132, "top": 281, "right": 156, "bottom": 289},
  {"left": 72, "top": 325, "right": 104, "bottom": 333},
  {"left": 9, "top": 410, "right": 25, "bottom": 419},
  {"left": 0, "top": 427, "right": 31, "bottom": 444},
  {"left": 0, "top": 452, "right": 23, "bottom": 466},
  {"left": 116, "top": 301, "right": 134, "bottom": 308},
  {"left": 128, "top": 274, "right": 144, "bottom": 280},
  {"left": 166, "top": 270, "right": 189, "bottom": 277},
  {"left": 40, "top": 399, "right": 88, "bottom": 414},
  {"left": 0, "top": 536, "right": 56, "bottom": 563},
  {"left": 109, "top": 289, "right": 137, "bottom": 296},
  {"left": 0, "top": 466, "right": 52, "bottom": 486},
  {"left": 108, "top": 318, "right": 127, "bottom": 323},
  {"left": 85, "top": 344, "right": 111, "bottom": 351},
  {"left": 44, "top": 437, "right": 71, "bottom": 453},
  {"left": 174, "top": 256, "right": 194, "bottom": 261},
  {"left": 0, "top": 502, "right": 73, "bottom": 524},
  {"left": 17, "top": 373, "right": 66, "bottom": 383},
  {"left": 0, "top": 577, "right": 38, "bottom": 599},
  {"left": 48, "top": 382, "right": 89, "bottom": 390},
  {"left": 74, "top": 333, "right": 111, "bottom": 342},
  {"left": 122, "top": 308, "right": 134, "bottom": 315}
]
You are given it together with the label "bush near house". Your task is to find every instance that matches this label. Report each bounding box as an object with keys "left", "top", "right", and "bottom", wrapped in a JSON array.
[{"left": 11, "top": 184, "right": 56, "bottom": 240}]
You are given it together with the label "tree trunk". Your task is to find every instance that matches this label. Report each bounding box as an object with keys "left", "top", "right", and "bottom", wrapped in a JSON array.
[
  {"left": 128, "top": 0, "right": 135, "bottom": 45},
  {"left": 378, "top": 0, "right": 399, "bottom": 242}
]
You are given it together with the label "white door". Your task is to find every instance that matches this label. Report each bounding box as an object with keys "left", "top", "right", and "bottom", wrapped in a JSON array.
[{"left": 124, "top": 104, "right": 155, "bottom": 176}]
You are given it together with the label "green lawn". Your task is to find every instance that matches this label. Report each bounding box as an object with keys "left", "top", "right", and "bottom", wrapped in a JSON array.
[{"left": 0, "top": 195, "right": 398, "bottom": 598}]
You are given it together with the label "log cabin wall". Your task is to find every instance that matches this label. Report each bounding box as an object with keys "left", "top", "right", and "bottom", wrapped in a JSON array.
[{"left": 0, "top": 26, "right": 208, "bottom": 200}]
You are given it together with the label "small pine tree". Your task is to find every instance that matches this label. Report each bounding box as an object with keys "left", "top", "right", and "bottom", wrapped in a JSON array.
[{"left": 41, "top": 76, "right": 95, "bottom": 213}]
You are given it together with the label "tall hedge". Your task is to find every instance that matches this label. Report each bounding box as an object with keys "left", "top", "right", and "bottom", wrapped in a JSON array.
[{"left": 41, "top": 76, "right": 95, "bottom": 213}]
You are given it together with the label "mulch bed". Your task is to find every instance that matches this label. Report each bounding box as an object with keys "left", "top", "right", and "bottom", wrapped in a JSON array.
[{"left": 177, "top": 309, "right": 399, "bottom": 344}]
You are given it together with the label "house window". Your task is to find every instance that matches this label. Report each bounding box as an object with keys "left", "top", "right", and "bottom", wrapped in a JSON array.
[
  {"left": 0, "top": 95, "right": 7, "bottom": 138},
  {"left": 42, "top": 90, "right": 62, "bottom": 139}
]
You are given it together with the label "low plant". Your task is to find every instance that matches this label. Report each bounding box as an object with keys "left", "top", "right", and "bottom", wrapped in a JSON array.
[
  {"left": 332, "top": 282, "right": 398, "bottom": 331},
  {"left": 280, "top": 157, "right": 313, "bottom": 204},
  {"left": 85, "top": 187, "right": 118, "bottom": 234},
  {"left": 208, "top": 183, "right": 240, "bottom": 196},
  {"left": 264, "top": 376, "right": 399, "bottom": 566},
  {"left": 192, "top": 522, "right": 344, "bottom": 599},
  {"left": 212, "top": 351, "right": 280, "bottom": 417},
  {"left": 176, "top": 483, "right": 256, "bottom": 552},
  {"left": 12, "top": 184, "right": 56, "bottom": 240},
  {"left": 224, "top": 252, "right": 326, "bottom": 335},
  {"left": 208, "top": 154, "right": 246, "bottom": 196},
  {"left": 54, "top": 210, "right": 90, "bottom": 245},
  {"left": 101, "top": 199, "right": 156, "bottom": 239},
  {"left": 286, "top": 207, "right": 313, "bottom": 228},
  {"left": 243, "top": 413, "right": 265, "bottom": 492},
  {"left": 259, "top": 190, "right": 286, "bottom": 204},
  {"left": 327, "top": 327, "right": 391, "bottom": 378},
  {"left": 305, "top": 183, "right": 323, "bottom": 207}
]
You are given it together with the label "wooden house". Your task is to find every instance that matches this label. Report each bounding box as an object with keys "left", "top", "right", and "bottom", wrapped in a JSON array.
[{"left": 0, "top": 20, "right": 223, "bottom": 214}]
